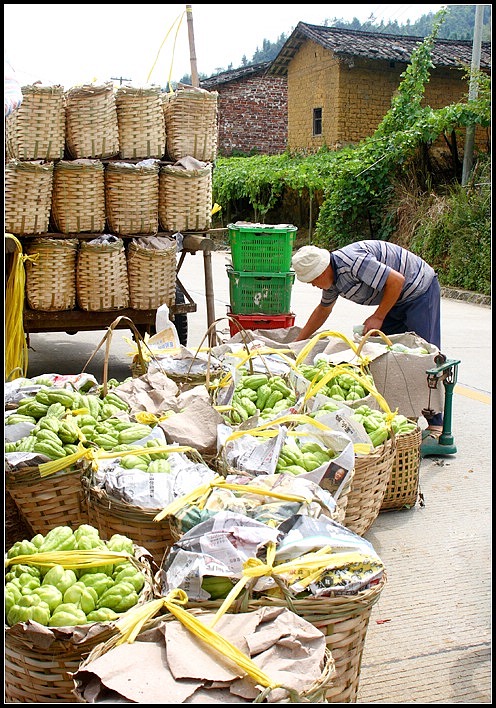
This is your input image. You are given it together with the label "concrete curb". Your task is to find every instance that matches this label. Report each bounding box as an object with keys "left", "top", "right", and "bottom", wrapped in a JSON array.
[{"left": 441, "top": 286, "right": 491, "bottom": 307}]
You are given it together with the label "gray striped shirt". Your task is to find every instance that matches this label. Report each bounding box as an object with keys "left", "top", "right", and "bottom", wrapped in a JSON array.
[{"left": 320, "top": 240, "right": 436, "bottom": 307}]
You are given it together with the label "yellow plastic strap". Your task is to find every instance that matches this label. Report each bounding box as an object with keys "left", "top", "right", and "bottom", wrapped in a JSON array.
[
  {"left": 5, "top": 235, "right": 29, "bottom": 380},
  {"left": 115, "top": 597, "right": 167, "bottom": 644},
  {"left": 146, "top": 11, "right": 185, "bottom": 86},
  {"left": 295, "top": 330, "right": 359, "bottom": 366},
  {"left": 163, "top": 590, "right": 280, "bottom": 690},
  {"left": 38, "top": 443, "right": 98, "bottom": 478},
  {"left": 5, "top": 549, "right": 132, "bottom": 569},
  {"left": 153, "top": 474, "right": 225, "bottom": 521}
]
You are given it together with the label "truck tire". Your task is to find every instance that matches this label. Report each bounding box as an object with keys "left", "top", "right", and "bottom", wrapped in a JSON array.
[{"left": 173, "top": 286, "right": 188, "bottom": 347}]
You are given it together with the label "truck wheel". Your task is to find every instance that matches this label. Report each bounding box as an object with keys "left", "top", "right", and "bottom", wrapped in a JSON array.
[{"left": 173, "top": 287, "right": 188, "bottom": 347}]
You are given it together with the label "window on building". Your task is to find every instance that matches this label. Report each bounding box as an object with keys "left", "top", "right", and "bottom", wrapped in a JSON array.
[{"left": 313, "top": 108, "right": 322, "bottom": 136}]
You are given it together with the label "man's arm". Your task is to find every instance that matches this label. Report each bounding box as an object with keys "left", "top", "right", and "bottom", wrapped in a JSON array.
[
  {"left": 295, "top": 303, "right": 334, "bottom": 341},
  {"left": 363, "top": 270, "right": 405, "bottom": 333}
]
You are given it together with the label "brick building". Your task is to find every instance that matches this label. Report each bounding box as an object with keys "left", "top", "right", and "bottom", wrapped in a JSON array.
[
  {"left": 200, "top": 62, "right": 287, "bottom": 157},
  {"left": 201, "top": 25, "right": 490, "bottom": 158}
]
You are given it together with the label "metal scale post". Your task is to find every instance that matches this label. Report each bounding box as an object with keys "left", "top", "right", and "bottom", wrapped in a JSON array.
[{"left": 421, "top": 354, "right": 461, "bottom": 457}]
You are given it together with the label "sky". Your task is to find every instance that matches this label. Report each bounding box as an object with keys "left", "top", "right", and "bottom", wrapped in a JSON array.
[{"left": 4, "top": 4, "right": 445, "bottom": 89}]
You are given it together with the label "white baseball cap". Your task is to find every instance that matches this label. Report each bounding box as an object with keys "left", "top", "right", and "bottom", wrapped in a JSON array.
[{"left": 292, "top": 246, "right": 330, "bottom": 283}]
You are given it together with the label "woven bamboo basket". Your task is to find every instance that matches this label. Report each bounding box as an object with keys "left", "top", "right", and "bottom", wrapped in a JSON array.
[
  {"left": 344, "top": 435, "right": 397, "bottom": 536},
  {"left": 105, "top": 160, "right": 160, "bottom": 234},
  {"left": 24, "top": 237, "right": 78, "bottom": 311},
  {"left": 6, "top": 491, "right": 34, "bottom": 549},
  {"left": 185, "top": 574, "right": 386, "bottom": 703},
  {"left": 159, "top": 162, "right": 212, "bottom": 232},
  {"left": 4, "top": 544, "right": 157, "bottom": 704},
  {"left": 64, "top": 82, "right": 119, "bottom": 159},
  {"left": 5, "top": 159, "right": 54, "bottom": 235},
  {"left": 115, "top": 86, "right": 166, "bottom": 159},
  {"left": 73, "top": 611, "right": 335, "bottom": 703},
  {"left": 163, "top": 87, "right": 218, "bottom": 162},
  {"left": 51, "top": 159, "right": 106, "bottom": 233},
  {"left": 5, "top": 84, "right": 65, "bottom": 160},
  {"left": 381, "top": 425, "right": 422, "bottom": 511},
  {"left": 5, "top": 458, "right": 90, "bottom": 535},
  {"left": 83, "top": 483, "right": 183, "bottom": 568},
  {"left": 76, "top": 237, "right": 129, "bottom": 311},
  {"left": 127, "top": 235, "right": 177, "bottom": 309}
]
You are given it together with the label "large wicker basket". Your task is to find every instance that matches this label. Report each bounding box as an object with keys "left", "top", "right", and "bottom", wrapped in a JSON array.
[
  {"left": 115, "top": 86, "right": 166, "bottom": 159},
  {"left": 159, "top": 160, "right": 212, "bottom": 232},
  {"left": 163, "top": 87, "right": 218, "bottom": 162},
  {"left": 6, "top": 491, "right": 34, "bottom": 549},
  {"left": 105, "top": 160, "right": 160, "bottom": 235},
  {"left": 127, "top": 235, "right": 177, "bottom": 310},
  {"left": 5, "top": 159, "right": 54, "bottom": 235},
  {"left": 84, "top": 482, "right": 183, "bottom": 568},
  {"left": 24, "top": 237, "right": 79, "bottom": 311},
  {"left": 76, "top": 236, "right": 129, "bottom": 311},
  {"left": 185, "top": 574, "right": 386, "bottom": 703},
  {"left": 381, "top": 425, "right": 422, "bottom": 511},
  {"left": 5, "top": 458, "right": 89, "bottom": 535},
  {"left": 5, "top": 84, "right": 65, "bottom": 161},
  {"left": 4, "top": 544, "right": 157, "bottom": 704},
  {"left": 344, "top": 435, "right": 397, "bottom": 536},
  {"left": 51, "top": 159, "right": 106, "bottom": 233},
  {"left": 64, "top": 82, "right": 119, "bottom": 159}
]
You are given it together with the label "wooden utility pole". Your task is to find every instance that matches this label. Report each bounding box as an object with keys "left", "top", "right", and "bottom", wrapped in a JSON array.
[
  {"left": 185, "top": 5, "right": 216, "bottom": 344},
  {"left": 186, "top": 5, "right": 199, "bottom": 87},
  {"left": 461, "top": 5, "right": 484, "bottom": 186}
]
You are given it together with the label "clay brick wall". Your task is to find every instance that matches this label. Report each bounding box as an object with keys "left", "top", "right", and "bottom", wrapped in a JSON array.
[
  {"left": 287, "top": 39, "right": 488, "bottom": 153},
  {"left": 207, "top": 74, "right": 287, "bottom": 156}
]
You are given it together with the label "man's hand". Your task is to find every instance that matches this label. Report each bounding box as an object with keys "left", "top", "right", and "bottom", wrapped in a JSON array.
[{"left": 363, "top": 315, "right": 385, "bottom": 334}]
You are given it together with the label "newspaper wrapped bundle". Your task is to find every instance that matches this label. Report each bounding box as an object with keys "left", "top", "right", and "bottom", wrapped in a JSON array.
[{"left": 159, "top": 511, "right": 386, "bottom": 703}]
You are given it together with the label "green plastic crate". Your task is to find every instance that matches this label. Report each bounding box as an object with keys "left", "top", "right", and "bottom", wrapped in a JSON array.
[
  {"left": 228, "top": 222, "right": 297, "bottom": 272},
  {"left": 227, "top": 269, "right": 295, "bottom": 314}
]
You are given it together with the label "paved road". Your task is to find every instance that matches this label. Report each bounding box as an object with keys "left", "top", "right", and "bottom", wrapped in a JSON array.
[{"left": 24, "top": 249, "right": 491, "bottom": 704}]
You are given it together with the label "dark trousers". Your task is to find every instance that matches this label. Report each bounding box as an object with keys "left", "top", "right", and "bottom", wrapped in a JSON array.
[{"left": 382, "top": 276, "right": 443, "bottom": 426}]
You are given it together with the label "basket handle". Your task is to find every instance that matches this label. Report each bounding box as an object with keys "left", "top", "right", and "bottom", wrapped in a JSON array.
[
  {"left": 81, "top": 316, "right": 150, "bottom": 397},
  {"left": 355, "top": 329, "right": 394, "bottom": 358}
]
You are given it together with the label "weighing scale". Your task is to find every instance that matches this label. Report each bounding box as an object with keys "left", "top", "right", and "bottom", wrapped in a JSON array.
[{"left": 421, "top": 354, "right": 461, "bottom": 457}]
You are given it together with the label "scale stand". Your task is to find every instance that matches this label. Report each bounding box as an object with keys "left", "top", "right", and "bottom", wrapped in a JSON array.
[{"left": 421, "top": 354, "right": 461, "bottom": 457}]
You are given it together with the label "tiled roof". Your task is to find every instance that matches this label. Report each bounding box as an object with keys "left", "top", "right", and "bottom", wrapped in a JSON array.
[
  {"left": 267, "top": 23, "right": 492, "bottom": 76},
  {"left": 200, "top": 61, "right": 272, "bottom": 89}
]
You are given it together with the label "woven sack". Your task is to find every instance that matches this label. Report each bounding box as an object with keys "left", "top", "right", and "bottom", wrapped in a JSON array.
[
  {"left": 159, "top": 160, "right": 212, "bottom": 232},
  {"left": 163, "top": 87, "right": 218, "bottom": 161},
  {"left": 185, "top": 574, "right": 386, "bottom": 703},
  {"left": 4, "top": 544, "right": 157, "bottom": 704},
  {"left": 51, "top": 159, "right": 106, "bottom": 233},
  {"left": 77, "top": 237, "right": 129, "bottom": 311},
  {"left": 105, "top": 160, "right": 160, "bottom": 234},
  {"left": 64, "top": 82, "right": 119, "bottom": 158},
  {"left": 5, "top": 159, "right": 54, "bottom": 235},
  {"left": 24, "top": 237, "right": 78, "bottom": 311},
  {"left": 381, "top": 425, "right": 422, "bottom": 511},
  {"left": 5, "top": 457, "right": 89, "bottom": 535},
  {"left": 115, "top": 86, "right": 166, "bottom": 159},
  {"left": 127, "top": 235, "right": 177, "bottom": 310},
  {"left": 344, "top": 435, "right": 397, "bottom": 536},
  {"left": 5, "top": 84, "right": 65, "bottom": 160}
]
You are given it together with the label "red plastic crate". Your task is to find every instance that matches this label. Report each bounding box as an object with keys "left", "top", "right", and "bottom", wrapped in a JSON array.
[{"left": 228, "top": 311, "right": 295, "bottom": 337}]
